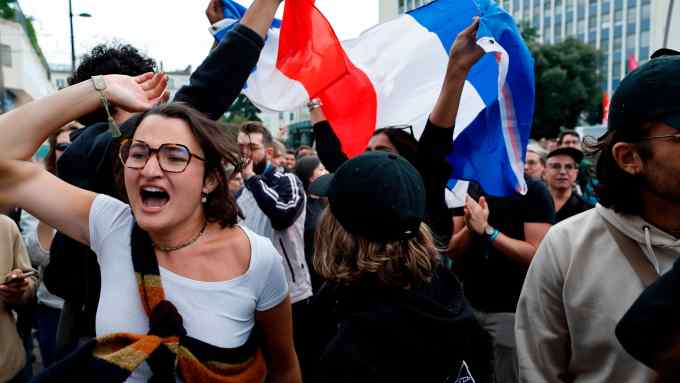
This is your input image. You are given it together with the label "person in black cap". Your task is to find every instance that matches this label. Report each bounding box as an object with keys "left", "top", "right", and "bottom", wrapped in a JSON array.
[
  {"left": 516, "top": 50, "right": 680, "bottom": 383},
  {"left": 307, "top": 151, "right": 492, "bottom": 383},
  {"left": 544, "top": 147, "right": 594, "bottom": 223}
]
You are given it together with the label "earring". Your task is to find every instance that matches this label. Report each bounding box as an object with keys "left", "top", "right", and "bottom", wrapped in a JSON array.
[{"left": 201, "top": 193, "right": 208, "bottom": 203}]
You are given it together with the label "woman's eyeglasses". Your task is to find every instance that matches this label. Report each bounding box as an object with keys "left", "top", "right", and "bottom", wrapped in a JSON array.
[{"left": 118, "top": 139, "right": 206, "bottom": 173}]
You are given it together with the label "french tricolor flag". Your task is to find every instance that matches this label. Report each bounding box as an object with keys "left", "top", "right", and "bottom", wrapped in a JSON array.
[{"left": 218, "top": 0, "right": 534, "bottom": 197}]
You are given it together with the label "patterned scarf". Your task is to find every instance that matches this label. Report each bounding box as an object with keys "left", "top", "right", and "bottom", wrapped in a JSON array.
[{"left": 34, "top": 223, "right": 267, "bottom": 382}]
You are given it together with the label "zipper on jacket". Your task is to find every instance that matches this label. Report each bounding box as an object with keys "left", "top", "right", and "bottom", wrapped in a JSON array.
[{"left": 279, "top": 238, "right": 296, "bottom": 283}]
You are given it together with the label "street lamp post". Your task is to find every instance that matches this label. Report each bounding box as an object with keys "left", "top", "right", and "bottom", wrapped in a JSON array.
[{"left": 69, "top": 0, "right": 91, "bottom": 73}]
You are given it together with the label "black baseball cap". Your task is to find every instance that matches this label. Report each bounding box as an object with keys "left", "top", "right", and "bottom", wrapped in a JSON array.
[
  {"left": 608, "top": 55, "right": 680, "bottom": 138},
  {"left": 547, "top": 147, "right": 584, "bottom": 165},
  {"left": 309, "top": 151, "right": 426, "bottom": 241}
]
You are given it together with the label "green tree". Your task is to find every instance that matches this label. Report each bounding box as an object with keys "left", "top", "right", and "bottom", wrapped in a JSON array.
[
  {"left": 0, "top": 0, "right": 16, "bottom": 20},
  {"left": 224, "top": 94, "right": 262, "bottom": 123},
  {"left": 521, "top": 23, "right": 603, "bottom": 139}
]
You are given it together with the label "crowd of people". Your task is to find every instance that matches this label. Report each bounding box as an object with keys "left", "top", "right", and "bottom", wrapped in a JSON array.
[{"left": 0, "top": 0, "right": 679, "bottom": 382}]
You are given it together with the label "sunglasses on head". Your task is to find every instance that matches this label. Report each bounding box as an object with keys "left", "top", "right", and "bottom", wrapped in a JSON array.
[
  {"left": 54, "top": 143, "right": 70, "bottom": 152},
  {"left": 384, "top": 124, "right": 415, "bottom": 137}
]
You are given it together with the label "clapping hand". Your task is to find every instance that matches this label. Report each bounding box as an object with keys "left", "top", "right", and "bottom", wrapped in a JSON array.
[{"left": 463, "top": 195, "right": 490, "bottom": 236}]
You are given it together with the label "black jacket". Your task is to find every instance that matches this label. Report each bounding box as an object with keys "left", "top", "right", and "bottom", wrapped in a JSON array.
[
  {"left": 310, "top": 267, "right": 492, "bottom": 383},
  {"left": 313, "top": 119, "right": 454, "bottom": 245},
  {"left": 43, "top": 24, "right": 265, "bottom": 335},
  {"left": 616, "top": 256, "right": 680, "bottom": 370}
]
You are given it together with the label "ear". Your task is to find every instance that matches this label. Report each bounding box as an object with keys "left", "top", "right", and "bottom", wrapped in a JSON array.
[
  {"left": 203, "top": 169, "right": 220, "bottom": 195},
  {"left": 264, "top": 146, "right": 275, "bottom": 161},
  {"left": 612, "top": 142, "right": 644, "bottom": 176}
]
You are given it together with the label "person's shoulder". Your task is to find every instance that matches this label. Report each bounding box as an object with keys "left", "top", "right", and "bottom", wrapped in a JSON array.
[
  {"left": 238, "top": 225, "right": 278, "bottom": 259},
  {"left": 545, "top": 207, "right": 601, "bottom": 245},
  {"left": 0, "top": 214, "right": 18, "bottom": 232}
]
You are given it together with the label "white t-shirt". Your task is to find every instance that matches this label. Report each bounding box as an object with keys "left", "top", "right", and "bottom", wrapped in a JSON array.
[{"left": 89, "top": 195, "right": 288, "bottom": 382}]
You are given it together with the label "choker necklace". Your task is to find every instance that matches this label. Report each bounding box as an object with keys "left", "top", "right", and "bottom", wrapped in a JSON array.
[{"left": 153, "top": 221, "right": 208, "bottom": 252}]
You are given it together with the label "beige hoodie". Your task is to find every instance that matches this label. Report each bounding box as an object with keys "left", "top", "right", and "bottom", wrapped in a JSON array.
[{"left": 515, "top": 204, "right": 680, "bottom": 383}]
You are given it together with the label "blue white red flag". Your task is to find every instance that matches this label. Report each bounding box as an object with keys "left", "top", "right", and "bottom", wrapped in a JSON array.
[{"left": 219, "top": 0, "right": 534, "bottom": 196}]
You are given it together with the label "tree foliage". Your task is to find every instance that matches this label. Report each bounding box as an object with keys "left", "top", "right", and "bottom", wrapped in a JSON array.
[
  {"left": 225, "top": 94, "right": 261, "bottom": 123},
  {"left": 521, "top": 23, "right": 603, "bottom": 139}
]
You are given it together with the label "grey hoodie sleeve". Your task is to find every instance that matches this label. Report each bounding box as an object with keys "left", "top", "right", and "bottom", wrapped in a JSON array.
[{"left": 516, "top": 231, "right": 573, "bottom": 382}]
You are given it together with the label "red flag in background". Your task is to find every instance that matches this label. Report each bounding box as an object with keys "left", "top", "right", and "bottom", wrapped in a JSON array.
[
  {"left": 627, "top": 54, "right": 639, "bottom": 72},
  {"left": 602, "top": 92, "right": 610, "bottom": 124},
  {"left": 277, "top": 0, "right": 377, "bottom": 157}
]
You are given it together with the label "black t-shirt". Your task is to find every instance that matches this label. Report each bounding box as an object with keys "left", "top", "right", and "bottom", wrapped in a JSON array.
[
  {"left": 555, "top": 192, "right": 594, "bottom": 223},
  {"left": 453, "top": 178, "right": 555, "bottom": 313}
]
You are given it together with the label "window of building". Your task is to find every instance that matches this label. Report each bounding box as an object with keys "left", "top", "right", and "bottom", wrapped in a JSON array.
[
  {"left": 640, "top": 2, "right": 650, "bottom": 18},
  {"left": 578, "top": 33, "right": 585, "bottom": 41},
  {"left": 578, "top": 19, "right": 586, "bottom": 33},
  {"left": 625, "top": 33, "right": 636, "bottom": 48},
  {"left": 514, "top": 0, "right": 520, "bottom": 11},
  {"left": 589, "top": 14, "right": 597, "bottom": 32},
  {"left": 612, "top": 79, "right": 621, "bottom": 89},
  {"left": 566, "top": 20, "right": 574, "bottom": 33},
  {"left": 588, "top": 31, "right": 597, "bottom": 42},
  {"left": 639, "top": 46, "right": 649, "bottom": 60},
  {"left": 602, "top": 2, "right": 611, "bottom": 13},
  {"left": 612, "top": 59, "right": 621, "bottom": 78},
  {"left": 613, "top": 35, "right": 622, "bottom": 50},
  {"left": 614, "top": 25, "right": 623, "bottom": 37},
  {"left": 545, "top": 0, "right": 551, "bottom": 10},
  {"left": 640, "top": 18, "right": 650, "bottom": 31},
  {"left": 615, "top": 0, "right": 623, "bottom": 9},
  {"left": 639, "top": 30, "right": 649, "bottom": 47},
  {"left": 602, "top": 12, "right": 611, "bottom": 27},
  {"left": 614, "top": 9, "right": 623, "bottom": 25},
  {"left": 626, "top": 7, "right": 636, "bottom": 23},
  {"left": 0, "top": 44, "right": 11, "bottom": 67},
  {"left": 628, "top": 0, "right": 637, "bottom": 7}
]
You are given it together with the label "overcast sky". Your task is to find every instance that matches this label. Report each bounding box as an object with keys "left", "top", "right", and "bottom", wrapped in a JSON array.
[{"left": 20, "top": 0, "right": 380, "bottom": 71}]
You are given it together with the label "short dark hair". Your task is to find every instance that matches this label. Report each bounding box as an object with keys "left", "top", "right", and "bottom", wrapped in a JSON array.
[
  {"left": 45, "top": 122, "right": 82, "bottom": 175},
  {"left": 558, "top": 130, "right": 580, "bottom": 144},
  {"left": 239, "top": 121, "right": 273, "bottom": 147},
  {"left": 69, "top": 44, "right": 157, "bottom": 127},
  {"left": 586, "top": 125, "right": 653, "bottom": 215},
  {"left": 115, "top": 103, "right": 242, "bottom": 227},
  {"left": 286, "top": 149, "right": 295, "bottom": 155},
  {"left": 372, "top": 128, "right": 418, "bottom": 167}
]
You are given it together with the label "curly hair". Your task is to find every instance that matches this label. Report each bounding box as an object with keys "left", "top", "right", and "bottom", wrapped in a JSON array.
[
  {"left": 114, "top": 103, "right": 243, "bottom": 228},
  {"left": 314, "top": 208, "right": 439, "bottom": 288},
  {"left": 68, "top": 44, "right": 157, "bottom": 127}
]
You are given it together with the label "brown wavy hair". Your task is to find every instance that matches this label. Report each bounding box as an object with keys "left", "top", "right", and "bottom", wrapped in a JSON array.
[
  {"left": 114, "top": 103, "right": 243, "bottom": 227},
  {"left": 314, "top": 208, "right": 439, "bottom": 288}
]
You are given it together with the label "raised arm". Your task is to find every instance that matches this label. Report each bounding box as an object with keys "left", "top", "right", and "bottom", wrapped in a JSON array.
[
  {"left": 310, "top": 103, "right": 348, "bottom": 172},
  {"left": 0, "top": 74, "right": 166, "bottom": 245}
]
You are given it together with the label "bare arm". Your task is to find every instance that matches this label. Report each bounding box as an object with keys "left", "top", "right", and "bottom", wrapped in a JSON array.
[
  {"left": 446, "top": 216, "right": 473, "bottom": 259},
  {"left": 489, "top": 223, "right": 552, "bottom": 266},
  {"left": 0, "top": 74, "right": 166, "bottom": 245},
  {"left": 240, "top": 0, "right": 283, "bottom": 40},
  {"left": 255, "top": 297, "right": 302, "bottom": 383}
]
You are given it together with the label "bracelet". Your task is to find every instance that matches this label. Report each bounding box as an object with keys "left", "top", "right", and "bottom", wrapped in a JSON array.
[
  {"left": 489, "top": 228, "right": 500, "bottom": 242},
  {"left": 91, "top": 76, "right": 122, "bottom": 138},
  {"left": 306, "top": 98, "right": 323, "bottom": 111}
]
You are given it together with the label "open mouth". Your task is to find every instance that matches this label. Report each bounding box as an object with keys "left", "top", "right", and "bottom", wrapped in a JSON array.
[{"left": 140, "top": 186, "right": 170, "bottom": 209}]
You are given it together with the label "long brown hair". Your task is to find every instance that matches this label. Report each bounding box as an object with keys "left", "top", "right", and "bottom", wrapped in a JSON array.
[
  {"left": 115, "top": 103, "right": 243, "bottom": 227},
  {"left": 314, "top": 208, "right": 439, "bottom": 288}
]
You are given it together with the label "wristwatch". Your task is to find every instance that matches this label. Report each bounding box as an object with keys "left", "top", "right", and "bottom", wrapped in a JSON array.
[{"left": 484, "top": 225, "right": 500, "bottom": 243}]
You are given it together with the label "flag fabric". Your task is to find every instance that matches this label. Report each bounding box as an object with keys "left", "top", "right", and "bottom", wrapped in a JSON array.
[{"left": 218, "top": 0, "right": 534, "bottom": 196}]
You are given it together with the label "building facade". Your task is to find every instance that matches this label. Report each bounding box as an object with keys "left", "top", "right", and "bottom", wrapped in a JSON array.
[
  {"left": 504, "top": 0, "right": 680, "bottom": 95},
  {"left": 379, "top": 0, "right": 679, "bottom": 95}
]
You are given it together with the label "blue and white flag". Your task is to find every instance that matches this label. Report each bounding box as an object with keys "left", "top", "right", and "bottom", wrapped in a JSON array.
[{"left": 218, "top": 0, "right": 534, "bottom": 196}]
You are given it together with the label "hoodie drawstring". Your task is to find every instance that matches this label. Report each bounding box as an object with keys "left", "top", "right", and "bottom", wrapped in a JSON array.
[{"left": 642, "top": 225, "right": 661, "bottom": 274}]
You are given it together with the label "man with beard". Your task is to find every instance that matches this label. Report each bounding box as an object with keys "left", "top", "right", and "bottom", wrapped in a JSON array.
[
  {"left": 516, "top": 52, "right": 680, "bottom": 383},
  {"left": 236, "top": 121, "right": 313, "bottom": 377}
]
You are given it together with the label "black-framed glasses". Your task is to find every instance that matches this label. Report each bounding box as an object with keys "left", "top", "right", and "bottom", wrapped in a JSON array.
[
  {"left": 119, "top": 139, "right": 206, "bottom": 173},
  {"left": 635, "top": 133, "right": 680, "bottom": 142},
  {"left": 384, "top": 124, "right": 415, "bottom": 137},
  {"left": 54, "top": 143, "right": 70, "bottom": 152}
]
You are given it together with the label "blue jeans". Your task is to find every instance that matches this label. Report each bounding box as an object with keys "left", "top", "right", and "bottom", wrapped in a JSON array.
[{"left": 36, "top": 304, "right": 62, "bottom": 367}]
